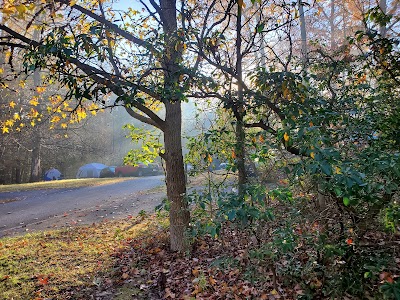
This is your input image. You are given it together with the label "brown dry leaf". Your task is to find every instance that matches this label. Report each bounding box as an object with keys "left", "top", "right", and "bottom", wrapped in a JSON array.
[
  {"left": 191, "top": 285, "right": 202, "bottom": 295},
  {"left": 165, "top": 288, "right": 176, "bottom": 299},
  {"left": 260, "top": 293, "right": 268, "bottom": 299},
  {"left": 192, "top": 268, "right": 199, "bottom": 276},
  {"left": 121, "top": 273, "right": 129, "bottom": 280}
]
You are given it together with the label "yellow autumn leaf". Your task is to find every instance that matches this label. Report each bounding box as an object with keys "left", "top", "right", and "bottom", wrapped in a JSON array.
[
  {"left": 310, "top": 152, "right": 315, "bottom": 159},
  {"left": 69, "top": 0, "right": 77, "bottom": 6},
  {"left": 2, "top": 6, "right": 16, "bottom": 15},
  {"left": 2, "top": 126, "right": 9, "bottom": 133},
  {"left": 5, "top": 119, "right": 14, "bottom": 127},
  {"left": 259, "top": 135, "right": 265, "bottom": 143},
  {"left": 335, "top": 166, "right": 342, "bottom": 174},
  {"left": 51, "top": 116, "right": 61, "bottom": 123},
  {"left": 284, "top": 132, "right": 290, "bottom": 142},
  {"left": 29, "top": 98, "right": 39, "bottom": 106},
  {"left": 36, "top": 86, "right": 46, "bottom": 93},
  {"left": 76, "top": 107, "right": 87, "bottom": 120},
  {"left": 16, "top": 4, "right": 27, "bottom": 14},
  {"left": 309, "top": 121, "right": 314, "bottom": 127},
  {"left": 207, "top": 154, "right": 213, "bottom": 163},
  {"left": 61, "top": 123, "right": 68, "bottom": 129},
  {"left": 89, "top": 103, "right": 98, "bottom": 115},
  {"left": 19, "top": 81, "right": 26, "bottom": 88},
  {"left": 61, "top": 113, "right": 67, "bottom": 119},
  {"left": 13, "top": 113, "right": 20, "bottom": 120},
  {"left": 30, "top": 120, "right": 36, "bottom": 127},
  {"left": 0, "top": 68, "right": 3, "bottom": 74},
  {"left": 9, "top": 101, "right": 16, "bottom": 108}
]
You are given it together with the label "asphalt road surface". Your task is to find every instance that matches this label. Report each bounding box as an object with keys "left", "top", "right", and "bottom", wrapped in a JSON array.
[{"left": 0, "top": 176, "right": 165, "bottom": 237}]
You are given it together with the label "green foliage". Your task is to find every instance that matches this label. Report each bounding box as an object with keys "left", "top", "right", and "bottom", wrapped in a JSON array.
[
  {"left": 249, "top": 13, "right": 400, "bottom": 235},
  {"left": 381, "top": 280, "right": 400, "bottom": 300},
  {"left": 384, "top": 203, "right": 400, "bottom": 232},
  {"left": 123, "top": 124, "right": 163, "bottom": 165}
]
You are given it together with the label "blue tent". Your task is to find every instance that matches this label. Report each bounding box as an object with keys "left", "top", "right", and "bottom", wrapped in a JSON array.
[{"left": 44, "top": 168, "right": 62, "bottom": 181}]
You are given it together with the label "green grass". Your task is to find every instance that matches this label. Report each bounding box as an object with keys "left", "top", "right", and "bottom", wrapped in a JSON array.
[
  {"left": 0, "top": 216, "right": 164, "bottom": 299},
  {"left": 0, "top": 177, "right": 135, "bottom": 193}
]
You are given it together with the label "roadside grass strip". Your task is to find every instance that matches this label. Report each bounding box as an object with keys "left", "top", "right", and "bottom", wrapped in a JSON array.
[
  {"left": 0, "top": 178, "right": 134, "bottom": 193},
  {"left": 0, "top": 215, "right": 163, "bottom": 299}
]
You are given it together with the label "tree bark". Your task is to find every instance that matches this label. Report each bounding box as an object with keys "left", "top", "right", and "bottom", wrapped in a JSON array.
[
  {"left": 329, "top": 0, "right": 336, "bottom": 51},
  {"left": 15, "top": 165, "right": 21, "bottom": 184},
  {"left": 379, "top": 0, "right": 387, "bottom": 37},
  {"left": 164, "top": 101, "right": 189, "bottom": 252},
  {"left": 298, "top": 0, "right": 307, "bottom": 64},
  {"left": 235, "top": 1, "right": 247, "bottom": 196},
  {"left": 29, "top": 19, "right": 42, "bottom": 183},
  {"left": 160, "top": 0, "right": 190, "bottom": 252}
]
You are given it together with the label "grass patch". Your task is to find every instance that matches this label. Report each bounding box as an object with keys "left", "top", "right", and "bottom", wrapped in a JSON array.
[
  {"left": 0, "top": 215, "right": 164, "bottom": 299},
  {"left": 0, "top": 178, "right": 134, "bottom": 193}
]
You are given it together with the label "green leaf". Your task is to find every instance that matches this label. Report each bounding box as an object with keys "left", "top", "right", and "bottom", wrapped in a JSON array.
[
  {"left": 256, "top": 23, "right": 264, "bottom": 33},
  {"left": 320, "top": 162, "right": 332, "bottom": 176},
  {"left": 334, "top": 188, "right": 342, "bottom": 197},
  {"left": 343, "top": 197, "right": 350, "bottom": 206},
  {"left": 227, "top": 210, "right": 236, "bottom": 221}
]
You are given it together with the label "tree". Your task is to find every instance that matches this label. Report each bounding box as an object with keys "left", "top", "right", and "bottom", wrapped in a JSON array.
[{"left": 0, "top": 0, "right": 191, "bottom": 251}]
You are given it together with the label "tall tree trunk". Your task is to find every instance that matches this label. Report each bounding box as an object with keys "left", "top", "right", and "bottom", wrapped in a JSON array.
[
  {"left": 342, "top": 0, "right": 348, "bottom": 41},
  {"left": 15, "top": 164, "right": 21, "bottom": 184},
  {"left": 29, "top": 21, "right": 42, "bottom": 182},
  {"left": 379, "top": 0, "right": 387, "bottom": 37},
  {"left": 164, "top": 101, "right": 189, "bottom": 252},
  {"left": 298, "top": 0, "right": 307, "bottom": 64},
  {"left": 235, "top": 1, "right": 247, "bottom": 196},
  {"left": 160, "top": 0, "right": 189, "bottom": 252},
  {"left": 29, "top": 140, "right": 41, "bottom": 182},
  {"left": 329, "top": 0, "right": 336, "bottom": 51}
]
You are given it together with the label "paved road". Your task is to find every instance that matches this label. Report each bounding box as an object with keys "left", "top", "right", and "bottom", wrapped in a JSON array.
[{"left": 0, "top": 176, "right": 165, "bottom": 237}]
